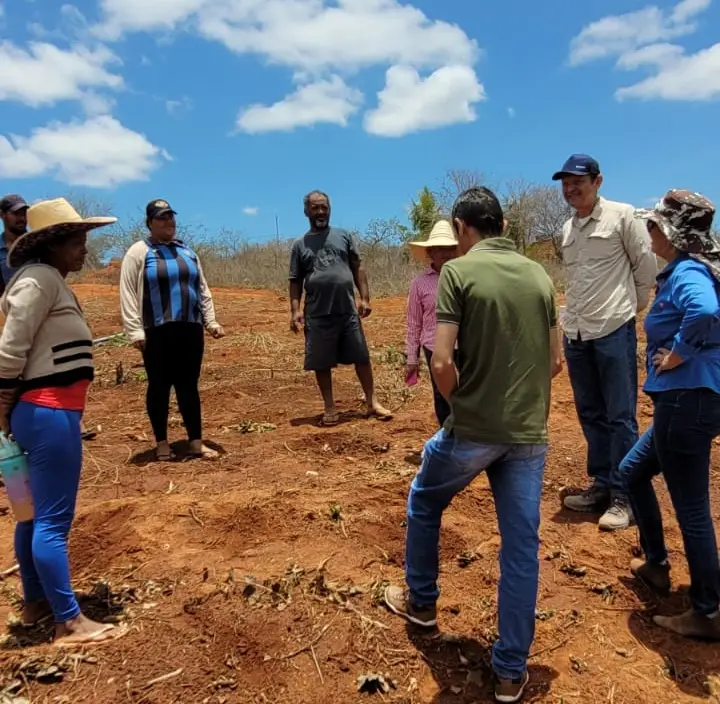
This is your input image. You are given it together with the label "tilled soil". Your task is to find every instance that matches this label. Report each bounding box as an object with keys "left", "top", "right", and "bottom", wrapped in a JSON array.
[{"left": 1, "top": 284, "right": 719, "bottom": 704}]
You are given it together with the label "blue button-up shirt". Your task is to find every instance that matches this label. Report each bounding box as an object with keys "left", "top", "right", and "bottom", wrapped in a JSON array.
[{"left": 644, "top": 254, "right": 720, "bottom": 394}]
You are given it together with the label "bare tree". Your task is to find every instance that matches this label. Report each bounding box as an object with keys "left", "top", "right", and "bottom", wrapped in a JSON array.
[
  {"left": 434, "top": 169, "right": 498, "bottom": 213},
  {"left": 528, "top": 186, "right": 571, "bottom": 260}
]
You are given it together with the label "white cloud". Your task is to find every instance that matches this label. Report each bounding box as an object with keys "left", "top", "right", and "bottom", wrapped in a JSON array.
[
  {"left": 616, "top": 43, "right": 720, "bottom": 100},
  {"left": 166, "top": 96, "right": 194, "bottom": 115},
  {"left": 96, "top": 0, "right": 478, "bottom": 72},
  {"left": 0, "top": 41, "right": 123, "bottom": 107},
  {"left": 243, "top": 206, "right": 259, "bottom": 216},
  {"left": 568, "top": 0, "right": 719, "bottom": 101},
  {"left": 95, "top": 0, "right": 206, "bottom": 40},
  {"left": 568, "top": 0, "right": 710, "bottom": 66},
  {"left": 0, "top": 116, "right": 169, "bottom": 187},
  {"left": 364, "top": 65, "right": 484, "bottom": 137},
  {"left": 28, "top": 5, "right": 91, "bottom": 42},
  {"left": 95, "top": 0, "right": 483, "bottom": 133},
  {"left": 237, "top": 76, "right": 362, "bottom": 133}
]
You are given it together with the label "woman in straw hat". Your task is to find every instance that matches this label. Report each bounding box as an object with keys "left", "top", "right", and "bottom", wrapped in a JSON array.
[
  {"left": 405, "top": 219, "right": 459, "bottom": 426},
  {"left": 621, "top": 190, "right": 720, "bottom": 640},
  {"left": 0, "top": 197, "right": 126, "bottom": 646}
]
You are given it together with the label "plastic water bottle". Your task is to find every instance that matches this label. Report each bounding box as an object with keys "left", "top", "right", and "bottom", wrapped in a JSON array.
[{"left": 0, "top": 431, "right": 33, "bottom": 522}]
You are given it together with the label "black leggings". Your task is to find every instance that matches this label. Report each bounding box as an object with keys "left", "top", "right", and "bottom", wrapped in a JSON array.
[{"left": 142, "top": 322, "right": 204, "bottom": 443}]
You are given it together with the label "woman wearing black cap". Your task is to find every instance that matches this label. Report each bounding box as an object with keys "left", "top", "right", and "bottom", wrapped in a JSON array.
[{"left": 119, "top": 199, "right": 225, "bottom": 461}]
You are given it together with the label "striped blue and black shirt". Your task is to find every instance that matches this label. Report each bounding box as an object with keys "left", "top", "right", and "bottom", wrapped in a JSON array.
[{"left": 141, "top": 239, "right": 202, "bottom": 329}]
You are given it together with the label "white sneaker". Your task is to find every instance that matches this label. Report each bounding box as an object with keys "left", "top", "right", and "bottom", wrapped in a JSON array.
[{"left": 599, "top": 499, "right": 633, "bottom": 531}]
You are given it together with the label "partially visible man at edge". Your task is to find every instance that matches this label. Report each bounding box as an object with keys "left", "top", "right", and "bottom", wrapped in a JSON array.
[
  {"left": 0, "top": 194, "right": 29, "bottom": 296},
  {"left": 384, "top": 187, "right": 563, "bottom": 704},
  {"left": 554, "top": 154, "right": 657, "bottom": 531},
  {"left": 289, "top": 191, "right": 392, "bottom": 425}
]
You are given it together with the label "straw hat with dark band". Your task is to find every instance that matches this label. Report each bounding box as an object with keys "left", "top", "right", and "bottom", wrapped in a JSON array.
[{"left": 8, "top": 198, "right": 117, "bottom": 268}]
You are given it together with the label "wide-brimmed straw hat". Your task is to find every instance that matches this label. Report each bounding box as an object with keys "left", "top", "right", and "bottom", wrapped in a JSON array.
[
  {"left": 408, "top": 220, "right": 458, "bottom": 262},
  {"left": 8, "top": 197, "right": 117, "bottom": 267}
]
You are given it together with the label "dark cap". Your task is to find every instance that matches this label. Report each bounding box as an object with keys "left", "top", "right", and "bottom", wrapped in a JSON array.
[
  {"left": 552, "top": 154, "right": 601, "bottom": 181},
  {"left": 0, "top": 194, "right": 29, "bottom": 213},
  {"left": 146, "top": 199, "right": 176, "bottom": 220},
  {"left": 636, "top": 189, "right": 716, "bottom": 254}
]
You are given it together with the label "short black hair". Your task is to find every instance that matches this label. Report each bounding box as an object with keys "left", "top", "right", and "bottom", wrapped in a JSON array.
[
  {"left": 451, "top": 187, "right": 504, "bottom": 237},
  {"left": 303, "top": 190, "right": 330, "bottom": 211}
]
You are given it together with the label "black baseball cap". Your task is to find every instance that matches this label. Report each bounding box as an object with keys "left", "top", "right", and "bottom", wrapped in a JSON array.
[
  {"left": 146, "top": 199, "right": 177, "bottom": 220},
  {"left": 552, "top": 154, "right": 601, "bottom": 181},
  {"left": 0, "top": 194, "right": 29, "bottom": 213}
]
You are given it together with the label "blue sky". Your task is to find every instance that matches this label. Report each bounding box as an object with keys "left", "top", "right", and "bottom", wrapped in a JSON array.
[{"left": 0, "top": 0, "right": 718, "bottom": 242}]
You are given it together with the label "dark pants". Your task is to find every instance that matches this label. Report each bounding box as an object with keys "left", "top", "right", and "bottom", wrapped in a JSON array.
[
  {"left": 143, "top": 322, "right": 204, "bottom": 442},
  {"left": 621, "top": 388, "right": 720, "bottom": 615},
  {"left": 563, "top": 319, "right": 639, "bottom": 496},
  {"left": 423, "top": 346, "right": 451, "bottom": 427}
]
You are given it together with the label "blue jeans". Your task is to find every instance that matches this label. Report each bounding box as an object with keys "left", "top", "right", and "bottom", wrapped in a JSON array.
[
  {"left": 563, "top": 319, "right": 639, "bottom": 496},
  {"left": 10, "top": 401, "right": 83, "bottom": 623},
  {"left": 621, "top": 388, "right": 720, "bottom": 615},
  {"left": 405, "top": 430, "right": 547, "bottom": 679}
]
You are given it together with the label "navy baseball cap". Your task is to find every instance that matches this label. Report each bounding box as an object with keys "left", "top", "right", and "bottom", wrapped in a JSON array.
[
  {"left": 552, "top": 154, "right": 601, "bottom": 181},
  {"left": 0, "top": 194, "right": 29, "bottom": 213},
  {"left": 146, "top": 199, "right": 177, "bottom": 219}
]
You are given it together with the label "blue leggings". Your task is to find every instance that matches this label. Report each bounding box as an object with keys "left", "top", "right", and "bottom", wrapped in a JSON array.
[{"left": 10, "top": 401, "right": 83, "bottom": 623}]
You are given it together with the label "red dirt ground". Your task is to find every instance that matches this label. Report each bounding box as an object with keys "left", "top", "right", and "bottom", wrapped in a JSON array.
[{"left": 1, "top": 284, "right": 720, "bottom": 704}]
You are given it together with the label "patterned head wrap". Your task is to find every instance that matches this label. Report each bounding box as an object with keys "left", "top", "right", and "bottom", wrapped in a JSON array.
[{"left": 636, "top": 189, "right": 718, "bottom": 281}]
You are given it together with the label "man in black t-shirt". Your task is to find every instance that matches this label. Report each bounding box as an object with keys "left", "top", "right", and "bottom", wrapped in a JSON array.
[{"left": 289, "top": 190, "right": 392, "bottom": 426}]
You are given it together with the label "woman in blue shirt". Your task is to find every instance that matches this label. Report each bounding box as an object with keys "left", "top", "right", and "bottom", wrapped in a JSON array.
[
  {"left": 621, "top": 189, "right": 720, "bottom": 640},
  {"left": 120, "top": 200, "right": 225, "bottom": 461}
]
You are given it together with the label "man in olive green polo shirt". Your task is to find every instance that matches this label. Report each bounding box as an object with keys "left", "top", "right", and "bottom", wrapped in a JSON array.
[{"left": 384, "top": 187, "right": 562, "bottom": 704}]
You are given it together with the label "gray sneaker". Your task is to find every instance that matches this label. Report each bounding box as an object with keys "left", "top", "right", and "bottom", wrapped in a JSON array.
[
  {"left": 563, "top": 483, "right": 610, "bottom": 513},
  {"left": 598, "top": 498, "right": 633, "bottom": 531}
]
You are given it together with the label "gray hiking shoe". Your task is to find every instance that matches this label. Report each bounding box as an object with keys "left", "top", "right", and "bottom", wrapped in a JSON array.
[
  {"left": 599, "top": 498, "right": 633, "bottom": 531},
  {"left": 563, "top": 483, "right": 610, "bottom": 513}
]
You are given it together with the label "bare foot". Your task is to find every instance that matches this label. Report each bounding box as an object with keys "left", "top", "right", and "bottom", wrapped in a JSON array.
[
  {"left": 21, "top": 599, "right": 52, "bottom": 627},
  {"left": 188, "top": 440, "right": 219, "bottom": 460},
  {"left": 54, "top": 613, "right": 127, "bottom": 648},
  {"left": 366, "top": 400, "right": 393, "bottom": 420}
]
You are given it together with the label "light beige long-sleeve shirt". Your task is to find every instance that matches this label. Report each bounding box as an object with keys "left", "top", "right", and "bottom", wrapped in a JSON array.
[{"left": 561, "top": 197, "right": 657, "bottom": 341}]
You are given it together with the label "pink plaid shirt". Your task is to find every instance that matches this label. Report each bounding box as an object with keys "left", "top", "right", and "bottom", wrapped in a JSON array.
[{"left": 406, "top": 267, "right": 441, "bottom": 365}]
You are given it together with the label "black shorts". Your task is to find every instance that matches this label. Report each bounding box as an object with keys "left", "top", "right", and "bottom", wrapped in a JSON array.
[{"left": 304, "top": 314, "right": 370, "bottom": 371}]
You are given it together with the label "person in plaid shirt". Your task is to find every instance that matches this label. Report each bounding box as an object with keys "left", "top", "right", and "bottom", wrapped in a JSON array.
[{"left": 405, "top": 220, "right": 458, "bottom": 426}]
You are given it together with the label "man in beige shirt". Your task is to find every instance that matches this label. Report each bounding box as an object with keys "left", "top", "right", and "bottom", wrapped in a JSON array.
[{"left": 553, "top": 154, "right": 656, "bottom": 531}]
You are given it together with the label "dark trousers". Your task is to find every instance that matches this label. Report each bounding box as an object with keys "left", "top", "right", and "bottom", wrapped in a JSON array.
[
  {"left": 621, "top": 388, "right": 720, "bottom": 615},
  {"left": 563, "top": 319, "right": 639, "bottom": 496},
  {"left": 423, "top": 346, "right": 451, "bottom": 427},
  {"left": 143, "top": 322, "right": 204, "bottom": 443}
]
